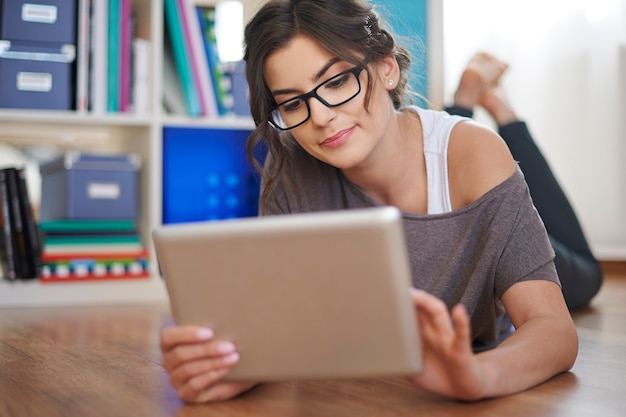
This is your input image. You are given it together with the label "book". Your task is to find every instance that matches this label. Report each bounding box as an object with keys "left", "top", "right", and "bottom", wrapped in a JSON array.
[
  {"left": 119, "top": 0, "right": 132, "bottom": 112},
  {"left": 4, "top": 168, "right": 30, "bottom": 279},
  {"left": 40, "top": 254, "right": 150, "bottom": 283},
  {"left": 15, "top": 168, "right": 42, "bottom": 279},
  {"left": 178, "top": 0, "right": 218, "bottom": 117},
  {"left": 164, "top": 0, "right": 201, "bottom": 116},
  {"left": 42, "top": 249, "right": 149, "bottom": 262},
  {"left": 0, "top": 170, "right": 18, "bottom": 281},
  {"left": 197, "top": 6, "right": 232, "bottom": 116},
  {"left": 90, "top": 0, "right": 108, "bottom": 113},
  {"left": 40, "top": 218, "right": 141, "bottom": 254},
  {"left": 132, "top": 38, "right": 150, "bottom": 115},
  {"left": 40, "top": 248, "right": 150, "bottom": 283},
  {"left": 39, "top": 219, "right": 137, "bottom": 233},
  {"left": 107, "top": 0, "right": 121, "bottom": 112},
  {"left": 75, "top": 0, "right": 91, "bottom": 112},
  {"left": 44, "top": 234, "right": 142, "bottom": 246},
  {"left": 42, "top": 243, "right": 144, "bottom": 255},
  {"left": 163, "top": 34, "right": 187, "bottom": 115},
  {"left": 222, "top": 60, "right": 251, "bottom": 117}
]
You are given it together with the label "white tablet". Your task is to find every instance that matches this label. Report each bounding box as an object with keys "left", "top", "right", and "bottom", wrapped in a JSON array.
[{"left": 152, "top": 206, "right": 422, "bottom": 381}]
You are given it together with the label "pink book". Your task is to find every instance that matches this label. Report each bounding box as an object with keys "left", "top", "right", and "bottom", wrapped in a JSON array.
[{"left": 119, "top": 0, "right": 132, "bottom": 112}]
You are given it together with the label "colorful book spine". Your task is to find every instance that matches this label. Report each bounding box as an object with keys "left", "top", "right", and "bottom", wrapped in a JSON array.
[
  {"left": 42, "top": 250, "right": 149, "bottom": 262},
  {"left": 119, "top": 0, "right": 132, "bottom": 112},
  {"left": 38, "top": 218, "right": 148, "bottom": 282},
  {"left": 75, "top": 0, "right": 90, "bottom": 112},
  {"left": 164, "top": 0, "right": 201, "bottom": 116},
  {"left": 223, "top": 60, "right": 251, "bottom": 117},
  {"left": 178, "top": 0, "right": 218, "bottom": 117},
  {"left": 43, "top": 239, "right": 141, "bottom": 252},
  {"left": 90, "top": 0, "right": 108, "bottom": 114},
  {"left": 132, "top": 38, "right": 150, "bottom": 115},
  {"left": 163, "top": 34, "right": 187, "bottom": 115},
  {"left": 197, "top": 6, "right": 232, "bottom": 116},
  {"left": 41, "top": 255, "right": 150, "bottom": 283},
  {"left": 107, "top": 0, "right": 121, "bottom": 112},
  {"left": 39, "top": 219, "right": 137, "bottom": 233},
  {"left": 44, "top": 234, "right": 141, "bottom": 246}
]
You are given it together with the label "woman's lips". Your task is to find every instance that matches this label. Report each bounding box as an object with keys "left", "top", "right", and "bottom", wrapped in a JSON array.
[{"left": 321, "top": 126, "right": 355, "bottom": 148}]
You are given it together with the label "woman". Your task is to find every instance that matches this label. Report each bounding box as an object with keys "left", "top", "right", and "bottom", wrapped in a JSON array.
[{"left": 160, "top": 0, "right": 577, "bottom": 403}]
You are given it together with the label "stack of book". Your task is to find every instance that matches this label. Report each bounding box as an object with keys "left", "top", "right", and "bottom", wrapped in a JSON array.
[
  {"left": 0, "top": 167, "right": 42, "bottom": 281},
  {"left": 77, "top": 0, "right": 150, "bottom": 114},
  {"left": 163, "top": 0, "right": 249, "bottom": 118},
  {"left": 38, "top": 219, "right": 149, "bottom": 283}
]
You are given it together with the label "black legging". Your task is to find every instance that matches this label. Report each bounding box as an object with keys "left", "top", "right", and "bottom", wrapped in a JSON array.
[{"left": 446, "top": 106, "right": 603, "bottom": 309}]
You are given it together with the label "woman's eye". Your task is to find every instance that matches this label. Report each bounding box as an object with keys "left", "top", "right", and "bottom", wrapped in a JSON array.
[
  {"left": 281, "top": 99, "right": 304, "bottom": 113},
  {"left": 325, "top": 74, "right": 350, "bottom": 89}
]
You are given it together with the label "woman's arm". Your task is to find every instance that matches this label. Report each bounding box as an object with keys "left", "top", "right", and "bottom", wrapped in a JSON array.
[
  {"left": 408, "top": 281, "right": 577, "bottom": 400},
  {"left": 479, "top": 280, "right": 578, "bottom": 396}
]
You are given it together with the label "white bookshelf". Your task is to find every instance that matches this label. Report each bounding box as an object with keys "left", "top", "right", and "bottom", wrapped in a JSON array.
[
  {"left": 0, "top": 0, "right": 439, "bottom": 306},
  {"left": 0, "top": 278, "right": 168, "bottom": 307},
  {"left": 0, "top": 0, "right": 262, "bottom": 307}
]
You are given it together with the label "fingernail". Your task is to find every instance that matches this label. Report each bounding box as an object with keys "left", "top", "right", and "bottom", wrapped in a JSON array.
[
  {"left": 223, "top": 351, "right": 240, "bottom": 365},
  {"left": 216, "top": 341, "right": 236, "bottom": 354},
  {"left": 196, "top": 328, "right": 214, "bottom": 340}
]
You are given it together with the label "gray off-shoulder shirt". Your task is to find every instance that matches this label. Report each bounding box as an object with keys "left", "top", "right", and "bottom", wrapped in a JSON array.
[{"left": 261, "top": 125, "right": 559, "bottom": 349}]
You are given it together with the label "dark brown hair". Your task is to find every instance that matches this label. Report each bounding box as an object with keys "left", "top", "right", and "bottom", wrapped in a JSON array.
[{"left": 244, "top": 0, "right": 412, "bottom": 213}]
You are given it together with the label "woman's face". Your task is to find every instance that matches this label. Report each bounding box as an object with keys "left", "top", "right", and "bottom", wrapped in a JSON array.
[{"left": 264, "top": 34, "right": 399, "bottom": 170}]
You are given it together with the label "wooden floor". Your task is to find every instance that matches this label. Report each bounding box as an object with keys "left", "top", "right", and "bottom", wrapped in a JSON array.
[{"left": 0, "top": 264, "right": 625, "bottom": 417}]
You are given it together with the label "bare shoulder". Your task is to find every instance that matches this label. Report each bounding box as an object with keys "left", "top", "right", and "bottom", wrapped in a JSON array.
[{"left": 447, "top": 120, "right": 517, "bottom": 209}]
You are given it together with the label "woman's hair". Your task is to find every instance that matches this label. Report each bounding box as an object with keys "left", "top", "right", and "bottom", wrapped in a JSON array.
[{"left": 244, "top": 0, "right": 412, "bottom": 213}]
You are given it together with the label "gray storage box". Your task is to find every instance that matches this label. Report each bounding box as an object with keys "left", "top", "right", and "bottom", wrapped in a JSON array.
[
  {"left": 0, "top": 0, "right": 77, "bottom": 44},
  {"left": 0, "top": 40, "right": 75, "bottom": 110},
  {"left": 40, "top": 152, "right": 141, "bottom": 220}
]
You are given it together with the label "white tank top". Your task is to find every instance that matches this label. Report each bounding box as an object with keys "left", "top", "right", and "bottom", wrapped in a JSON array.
[{"left": 409, "top": 106, "right": 468, "bottom": 214}]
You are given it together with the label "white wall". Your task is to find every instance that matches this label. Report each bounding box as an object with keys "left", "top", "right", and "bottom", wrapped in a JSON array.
[{"left": 443, "top": 0, "right": 626, "bottom": 260}]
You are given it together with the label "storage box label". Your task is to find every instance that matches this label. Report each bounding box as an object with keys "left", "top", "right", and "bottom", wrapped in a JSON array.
[
  {"left": 17, "top": 71, "right": 52, "bottom": 92},
  {"left": 87, "top": 182, "right": 121, "bottom": 200},
  {"left": 22, "top": 3, "right": 58, "bottom": 24}
]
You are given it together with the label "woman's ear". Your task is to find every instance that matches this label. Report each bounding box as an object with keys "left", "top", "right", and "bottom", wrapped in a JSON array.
[{"left": 377, "top": 55, "right": 400, "bottom": 90}]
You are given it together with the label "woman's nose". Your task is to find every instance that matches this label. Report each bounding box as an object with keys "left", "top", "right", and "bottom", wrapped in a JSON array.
[{"left": 307, "top": 97, "right": 335, "bottom": 127}]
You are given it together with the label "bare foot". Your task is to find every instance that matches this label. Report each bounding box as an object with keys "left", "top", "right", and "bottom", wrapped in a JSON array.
[
  {"left": 480, "top": 88, "right": 518, "bottom": 126},
  {"left": 453, "top": 52, "right": 509, "bottom": 110}
]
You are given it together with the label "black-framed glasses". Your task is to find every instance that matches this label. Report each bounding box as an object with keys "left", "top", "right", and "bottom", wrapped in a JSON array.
[{"left": 268, "top": 66, "right": 364, "bottom": 131}]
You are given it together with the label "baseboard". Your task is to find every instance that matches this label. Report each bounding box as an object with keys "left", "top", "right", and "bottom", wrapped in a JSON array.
[{"left": 600, "top": 261, "right": 626, "bottom": 278}]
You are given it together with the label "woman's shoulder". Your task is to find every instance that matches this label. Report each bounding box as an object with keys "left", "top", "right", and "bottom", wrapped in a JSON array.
[{"left": 447, "top": 120, "right": 517, "bottom": 209}]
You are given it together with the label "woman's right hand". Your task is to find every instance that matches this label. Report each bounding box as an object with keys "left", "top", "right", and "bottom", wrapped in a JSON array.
[{"left": 160, "top": 326, "right": 258, "bottom": 403}]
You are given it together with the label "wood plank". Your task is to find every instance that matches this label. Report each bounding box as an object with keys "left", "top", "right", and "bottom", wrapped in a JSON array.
[
  {"left": 601, "top": 261, "right": 626, "bottom": 278},
  {"left": 0, "top": 305, "right": 179, "bottom": 417}
]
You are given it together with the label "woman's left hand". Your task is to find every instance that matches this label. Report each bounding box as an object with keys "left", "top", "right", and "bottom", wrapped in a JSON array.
[{"left": 407, "top": 288, "right": 487, "bottom": 401}]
